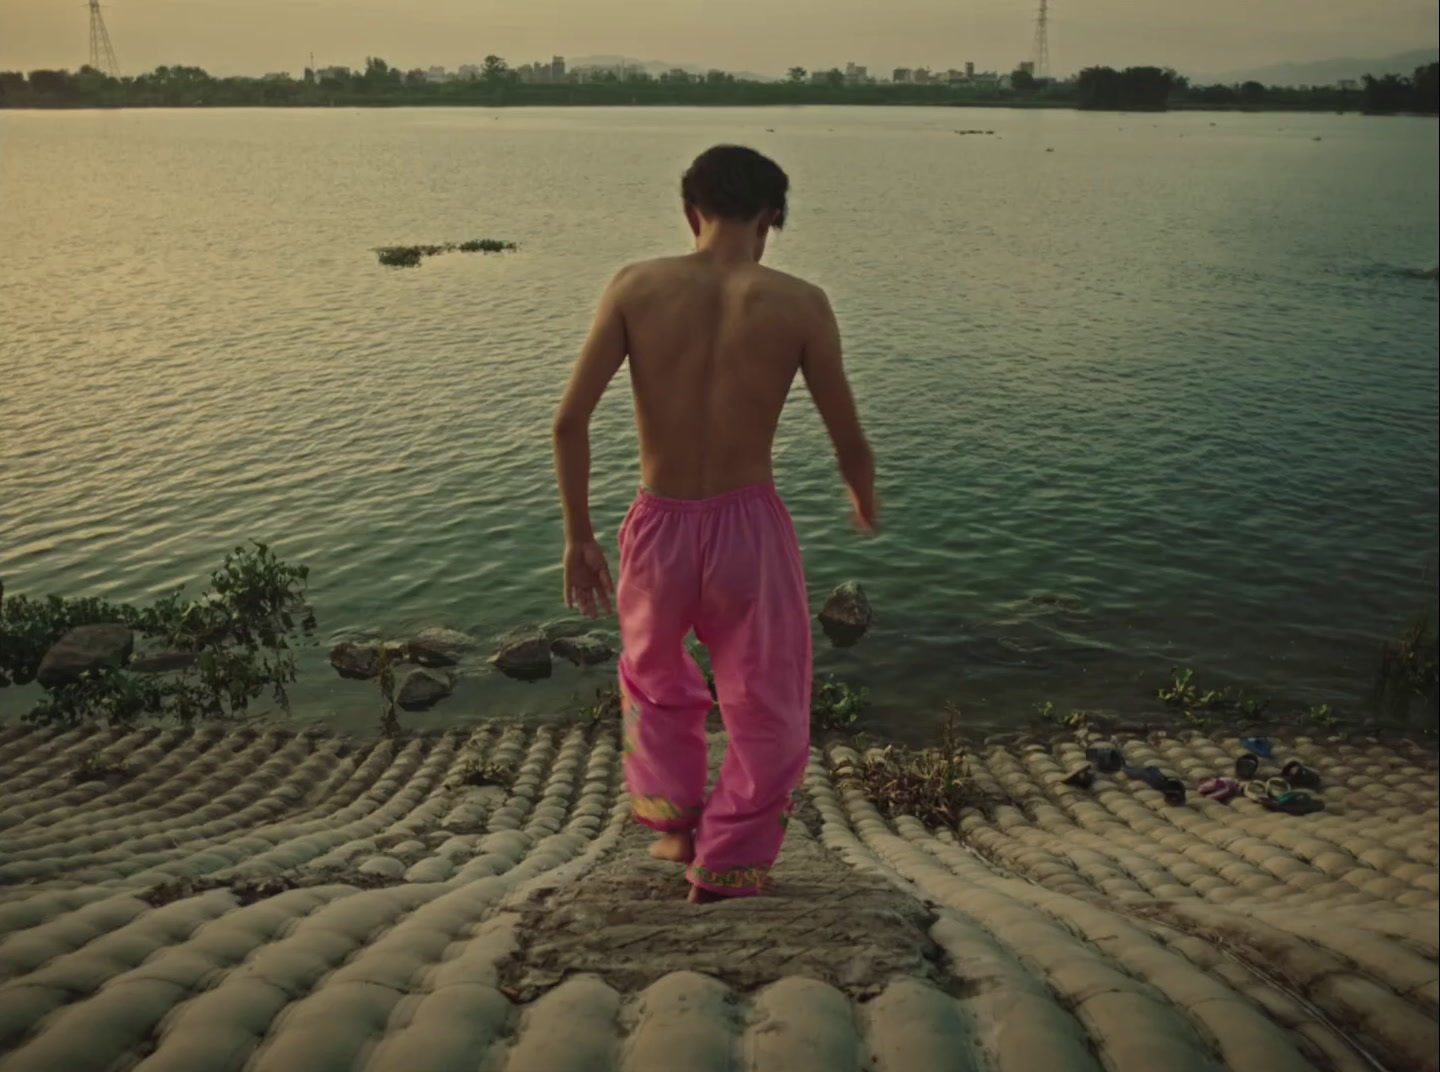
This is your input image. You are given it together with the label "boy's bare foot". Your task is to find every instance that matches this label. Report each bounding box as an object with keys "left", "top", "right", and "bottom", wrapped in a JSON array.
[
  {"left": 687, "top": 884, "right": 726, "bottom": 905},
  {"left": 648, "top": 832, "right": 694, "bottom": 863}
]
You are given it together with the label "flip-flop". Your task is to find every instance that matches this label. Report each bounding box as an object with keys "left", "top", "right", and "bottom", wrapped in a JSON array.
[
  {"left": 1265, "top": 790, "right": 1325, "bottom": 815},
  {"left": 1243, "top": 779, "right": 1273, "bottom": 804},
  {"left": 1265, "top": 776, "right": 1291, "bottom": 801},
  {"left": 1124, "top": 765, "right": 1187, "bottom": 805},
  {"left": 1061, "top": 766, "right": 1095, "bottom": 789},
  {"left": 1086, "top": 744, "right": 1125, "bottom": 773},
  {"left": 1240, "top": 736, "right": 1273, "bottom": 758},
  {"left": 1198, "top": 776, "right": 1240, "bottom": 803},
  {"left": 1235, "top": 752, "right": 1260, "bottom": 781},
  {"left": 1281, "top": 760, "right": 1322, "bottom": 790}
]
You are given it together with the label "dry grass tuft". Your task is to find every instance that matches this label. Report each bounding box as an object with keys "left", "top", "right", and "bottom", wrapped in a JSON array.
[{"left": 834, "top": 709, "right": 992, "bottom": 827}]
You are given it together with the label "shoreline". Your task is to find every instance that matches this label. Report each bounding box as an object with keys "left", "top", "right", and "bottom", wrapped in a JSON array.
[{"left": 0, "top": 721, "right": 1435, "bottom": 1069}]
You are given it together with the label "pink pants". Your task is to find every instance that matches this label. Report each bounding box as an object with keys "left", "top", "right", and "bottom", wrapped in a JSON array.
[{"left": 617, "top": 481, "right": 812, "bottom": 897}]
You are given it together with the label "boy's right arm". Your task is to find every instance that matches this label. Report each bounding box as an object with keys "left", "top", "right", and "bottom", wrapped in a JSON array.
[{"left": 800, "top": 286, "right": 877, "bottom": 533}]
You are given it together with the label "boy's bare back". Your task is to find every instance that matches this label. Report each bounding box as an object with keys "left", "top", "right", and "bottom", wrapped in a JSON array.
[{"left": 615, "top": 252, "right": 838, "bottom": 499}]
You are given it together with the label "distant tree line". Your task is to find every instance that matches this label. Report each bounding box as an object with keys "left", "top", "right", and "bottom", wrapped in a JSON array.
[{"left": 1, "top": 57, "right": 1436, "bottom": 115}]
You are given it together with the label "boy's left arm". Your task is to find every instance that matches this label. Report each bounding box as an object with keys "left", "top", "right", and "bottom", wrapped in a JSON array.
[{"left": 552, "top": 269, "right": 630, "bottom": 617}]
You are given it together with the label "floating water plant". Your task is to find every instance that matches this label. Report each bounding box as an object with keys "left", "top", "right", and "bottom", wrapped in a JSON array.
[{"left": 374, "top": 239, "right": 518, "bottom": 267}]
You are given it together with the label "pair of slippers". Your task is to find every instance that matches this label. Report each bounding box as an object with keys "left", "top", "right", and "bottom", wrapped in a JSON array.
[
  {"left": 1244, "top": 776, "right": 1325, "bottom": 814},
  {"left": 1235, "top": 750, "right": 1321, "bottom": 790},
  {"left": 1068, "top": 744, "right": 1186, "bottom": 805}
]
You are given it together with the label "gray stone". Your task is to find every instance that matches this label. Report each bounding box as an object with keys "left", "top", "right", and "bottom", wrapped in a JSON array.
[
  {"left": 541, "top": 616, "right": 594, "bottom": 642},
  {"left": 817, "top": 581, "right": 874, "bottom": 647},
  {"left": 330, "top": 641, "right": 381, "bottom": 680},
  {"left": 396, "top": 667, "right": 453, "bottom": 710},
  {"left": 37, "top": 624, "right": 134, "bottom": 688},
  {"left": 551, "top": 633, "right": 616, "bottom": 667},
  {"left": 493, "top": 630, "right": 553, "bottom": 681},
  {"left": 404, "top": 627, "right": 475, "bottom": 668}
]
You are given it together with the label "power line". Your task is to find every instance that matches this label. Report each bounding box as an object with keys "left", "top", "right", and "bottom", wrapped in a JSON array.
[{"left": 88, "top": 0, "right": 121, "bottom": 77}]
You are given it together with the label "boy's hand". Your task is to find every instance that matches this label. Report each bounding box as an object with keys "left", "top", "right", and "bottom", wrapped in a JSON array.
[
  {"left": 849, "top": 482, "right": 879, "bottom": 536},
  {"left": 563, "top": 539, "right": 614, "bottom": 618}
]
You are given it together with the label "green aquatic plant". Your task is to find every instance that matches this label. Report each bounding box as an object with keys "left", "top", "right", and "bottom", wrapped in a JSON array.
[
  {"left": 1033, "top": 700, "right": 1092, "bottom": 730},
  {"left": 811, "top": 674, "right": 869, "bottom": 732},
  {"left": 374, "top": 239, "right": 518, "bottom": 267},
  {"left": 1158, "top": 667, "right": 1269, "bottom": 725}
]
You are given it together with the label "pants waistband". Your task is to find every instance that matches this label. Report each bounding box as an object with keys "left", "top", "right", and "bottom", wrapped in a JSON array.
[{"left": 635, "top": 480, "right": 778, "bottom": 513}]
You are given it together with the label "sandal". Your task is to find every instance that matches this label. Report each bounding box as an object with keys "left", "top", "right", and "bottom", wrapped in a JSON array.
[
  {"left": 1243, "top": 779, "right": 1273, "bottom": 804},
  {"left": 1240, "top": 736, "right": 1273, "bottom": 758},
  {"left": 1086, "top": 744, "right": 1125, "bottom": 773},
  {"left": 1235, "top": 752, "right": 1261, "bottom": 781},
  {"left": 1265, "top": 790, "right": 1325, "bottom": 816},
  {"left": 1198, "top": 776, "right": 1240, "bottom": 803},
  {"left": 1124, "top": 765, "right": 1187, "bottom": 806},
  {"left": 1281, "top": 760, "right": 1321, "bottom": 790}
]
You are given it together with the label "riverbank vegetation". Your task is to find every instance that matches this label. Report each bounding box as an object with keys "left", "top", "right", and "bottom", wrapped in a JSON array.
[
  {"left": 0, "top": 543, "right": 313, "bottom": 726},
  {"left": 2, "top": 58, "right": 1435, "bottom": 114}
]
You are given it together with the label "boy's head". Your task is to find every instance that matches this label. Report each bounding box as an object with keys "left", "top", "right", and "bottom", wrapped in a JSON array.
[{"left": 681, "top": 145, "right": 789, "bottom": 254}]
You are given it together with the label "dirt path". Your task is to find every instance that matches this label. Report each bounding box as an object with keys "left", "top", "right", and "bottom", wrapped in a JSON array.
[{"left": 0, "top": 722, "right": 1434, "bottom": 1072}]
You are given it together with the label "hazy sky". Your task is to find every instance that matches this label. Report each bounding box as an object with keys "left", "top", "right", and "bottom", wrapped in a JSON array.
[{"left": 1, "top": 0, "right": 1435, "bottom": 79}]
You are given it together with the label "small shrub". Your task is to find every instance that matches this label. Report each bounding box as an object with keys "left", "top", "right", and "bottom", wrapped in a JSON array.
[
  {"left": 72, "top": 750, "right": 133, "bottom": 784},
  {"left": 578, "top": 682, "right": 623, "bottom": 729},
  {"left": 450, "top": 756, "right": 516, "bottom": 788},
  {"left": 1374, "top": 614, "right": 1439, "bottom": 724},
  {"left": 15, "top": 541, "right": 313, "bottom": 728}
]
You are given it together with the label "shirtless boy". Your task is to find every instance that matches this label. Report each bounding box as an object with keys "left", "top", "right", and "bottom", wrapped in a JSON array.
[{"left": 552, "top": 145, "right": 876, "bottom": 903}]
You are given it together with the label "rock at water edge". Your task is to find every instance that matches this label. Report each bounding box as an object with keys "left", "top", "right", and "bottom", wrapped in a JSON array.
[
  {"left": 541, "top": 616, "right": 594, "bottom": 642},
  {"left": 330, "top": 641, "right": 381, "bottom": 680},
  {"left": 405, "top": 626, "right": 475, "bottom": 667},
  {"left": 493, "top": 630, "right": 553, "bottom": 681},
  {"left": 37, "top": 624, "right": 135, "bottom": 688},
  {"left": 552, "top": 632, "right": 616, "bottom": 667},
  {"left": 396, "top": 667, "right": 453, "bottom": 710},
  {"left": 817, "top": 581, "right": 874, "bottom": 647}
]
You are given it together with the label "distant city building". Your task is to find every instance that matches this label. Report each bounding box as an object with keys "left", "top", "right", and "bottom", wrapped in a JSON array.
[
  {"left": 913, "top": 68, "right": 932, "bottom": 84},
  {"left": 551, "top": 56, "right": 566, "bottom": 82},
  {"left": 809, "top": 70, "right": 828, "bottom": 84},
  {"left": 893, "top": 68, "right": 912, "bottom": 83},
  {"left": 1018, "top": 60, "right": 1035, "bottom": 76},
  {"left": 965, "top": 61, "right": 975, "bottom": 78},
  {"left": 1336, "top": 78, "right": 1358, "bottom": 90},
  {"left": 944, "top": 69, "right": 967, "bottom": 84},
  {"left": 261, "top": 72, "right": 290, "bottom": 82},
  {"left": 458, "top": 64, "right": 481, "bottom": 80},
  {"left": 424, "top": 66, "right": 450, "bottom": 83},
  {"left": 316, "top": 65, "right": 350, "bottom": 81},
  {"left": 844, "top": 62, "right": 868, "bottom": 85},
  {"left": 666, "top": 68, "right": 691, "bottom": 83}
]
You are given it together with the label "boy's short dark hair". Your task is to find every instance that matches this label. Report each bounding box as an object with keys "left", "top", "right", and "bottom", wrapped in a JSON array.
[{"left": 681, "top": 145, "right": 789, "bottom": 229}]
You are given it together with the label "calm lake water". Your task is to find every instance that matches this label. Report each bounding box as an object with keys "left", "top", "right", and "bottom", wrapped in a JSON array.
[{"left": 1, "top": 106, "right": 1436, "bottom": 738}]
